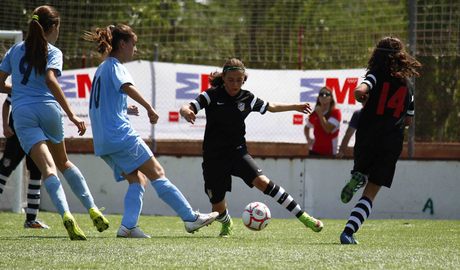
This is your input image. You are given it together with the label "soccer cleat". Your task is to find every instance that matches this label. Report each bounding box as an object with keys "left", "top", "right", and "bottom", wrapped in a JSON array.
[
  {"left": 299, "top": 213, "right": 324, "bottom": 233},
  {"left": 89, "top": 207, "right": 110, "bottom": 232},
  {"left": 116, "top": 225, "right": 151, "bottom": 238},
  {"left": 62, "top": 212, "right": 87, "bottom": 240},
  {"left": 24, "top": 219, "right": 50, "bottom": 229},
  {"left": 184, "top": 211, "right": 219, "bottom": 233},
  {"left": 340, "top": 231, "right": 359, "bottom": 244},
  {"left": 219, "top": 218, "right": 234, "bottom": 238},
  {"left": 340, "top": 171, "right": 367, "bottom": 203}
]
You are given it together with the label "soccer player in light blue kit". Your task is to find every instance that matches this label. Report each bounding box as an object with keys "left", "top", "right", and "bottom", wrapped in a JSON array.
[
  {"left": 84, "top": 24, "right": 218, "bottom": 238},
  {"left": 0, "top": 5, "right": 109, "bottom": 240}
]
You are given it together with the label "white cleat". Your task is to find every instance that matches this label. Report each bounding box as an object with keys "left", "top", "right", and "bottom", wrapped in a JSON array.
[
  {"left": 116, "top": 225, "right": 151, "bottom": 238},
  {"left": 184, "top": 211, "right": 219, "bottom": 233}
]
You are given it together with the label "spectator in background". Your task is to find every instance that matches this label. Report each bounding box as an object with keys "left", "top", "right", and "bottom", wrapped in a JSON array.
[
  {"left": 0, "top": 95, "right": 49, "bottom": 229},
  {"left": 304, "top": 86, "right": 342, "bottom": 156}
]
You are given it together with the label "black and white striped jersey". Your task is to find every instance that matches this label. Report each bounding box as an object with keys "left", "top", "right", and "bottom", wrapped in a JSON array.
[
  {"left": 190, "top": 85, "right": 269, "bottom": 154},
  {"left": 360, "top": 69, "right": 414, "bottom": 132}
]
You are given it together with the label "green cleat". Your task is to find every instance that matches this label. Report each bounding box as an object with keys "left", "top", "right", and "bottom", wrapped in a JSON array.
[
  {"left": 89, "top": 207, "right": 110, "bottom": 232},
  {"left": 219, "top": 218, "right": 234, "bottom": 238},
  {"left": 299, "top": 213, "right": 323, "bottom": 233},
  {"left": 340, "top": 171, "right": 367, "bottom": 203},
  {"left": 63, "top": 212, "right": 87, "bottom": 240}
]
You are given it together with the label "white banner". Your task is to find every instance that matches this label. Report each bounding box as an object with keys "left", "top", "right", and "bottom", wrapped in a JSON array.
[
  {"left": 154, "top": 62, "right": 365, "bottom": 145},
  {"left": 1, "top": 61, "right": 365, "bottom": 148}
]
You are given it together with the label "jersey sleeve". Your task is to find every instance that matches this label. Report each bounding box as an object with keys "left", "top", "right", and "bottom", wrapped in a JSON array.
[
  {"left": 47, "top": 46, "right": 63, "bottom": 77},
  {"left": 190, "top": 89, "right": 213, "bottom": 113},
  {"left": 362, "top": 70, "right": 380, "bottom": 92},
  {"left": 113, "top": 63, "right": 135, "bottom": 93},
  {"left": 249, "top": 93, "right": 268, "bottom": 114},
  {"left": 407, "top": 93, "right": 414, "bottom": 116},
  {"left": 0, "top": 46, "right": 13, "bottom": 74}
]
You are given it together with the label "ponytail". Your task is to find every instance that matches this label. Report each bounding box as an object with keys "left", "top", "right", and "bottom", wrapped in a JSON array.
[
  {"left": 84, "top": 24, "right": 137, "bottom": 57},
  {"left": 24, "top": 5, "right": 60, "bottom": 75}
]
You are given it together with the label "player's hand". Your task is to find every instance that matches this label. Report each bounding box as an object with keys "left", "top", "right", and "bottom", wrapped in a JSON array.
[
  {"left": 299, "top": 103, "right": 312, "bottom": 114},
  {"left": 127, "top": 105, "right": 139, "bottom": 116},
  {"left": 180, "top": 106, "right": 196, "bottom": 124},
  {"left": 404, "top": 116, "right": 413, "bottom": 127},
  {"left": 148, "top": 109, "right": 159, "bottom": 124},
  {"left": 336, "top": 147, "right": 345, "bottom": 158},
  {"left": 356, "top": 92, "right": 369, "bottom": 103},
  {"left": 69, "top": 115, "right": 86, "bottom": 136},
  {"left": 3, "top": 125, "right": 14, "bottom": 138}
]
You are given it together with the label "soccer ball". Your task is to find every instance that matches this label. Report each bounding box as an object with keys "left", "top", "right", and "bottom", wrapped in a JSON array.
[{"left": 242, "top": 202, "right": 271, "bottom": 231}]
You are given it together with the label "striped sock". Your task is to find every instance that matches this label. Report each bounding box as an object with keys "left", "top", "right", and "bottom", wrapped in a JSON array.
[
  {"left": 263, "top": 181, "right": 304, "bottom": 218},
  {"left": 0, "top": 174, "right": 7, "bottom": 194},
  {"left": 26, "top": 178, "right": 41, "bottom": 221},
  {"left": 216, "top": 209, "right": 231, "bottom": 224},
  {"left": 343, "top": 196, "right": 373, "bottom": 235}
]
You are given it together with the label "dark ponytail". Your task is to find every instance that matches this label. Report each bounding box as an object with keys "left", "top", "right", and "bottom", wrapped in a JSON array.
[{"left": 24, "top": 5, "right": 60, "bottom": 75}]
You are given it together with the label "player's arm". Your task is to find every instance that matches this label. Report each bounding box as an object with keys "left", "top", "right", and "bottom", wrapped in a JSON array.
[
  {"left": 0, "top": 71, "right": 12, "bottom": 94},
  {"left": 2, "top": 99, "right": 14, "bottom": 138},
  {"left": 121, "top": 83, "right": 158, "bottom": 124},
  {"left": 337, "top": 126, "right": 356, "bottom": 158},
  {"left": 46, "top": 69, "right": 86, "bottom": 136},
  {"left": 267, "top": 102, "right": 311, "bottom": 114}
]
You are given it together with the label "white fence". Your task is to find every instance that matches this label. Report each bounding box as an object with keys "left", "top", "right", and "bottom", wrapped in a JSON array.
[{"left": 33, "top": 155, "right": 460, "bottom": 220}]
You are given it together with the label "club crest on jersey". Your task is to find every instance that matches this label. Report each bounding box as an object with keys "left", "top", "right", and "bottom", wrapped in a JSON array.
[{"left": 238, "top": 102, "right": 245, "bottom": 112}]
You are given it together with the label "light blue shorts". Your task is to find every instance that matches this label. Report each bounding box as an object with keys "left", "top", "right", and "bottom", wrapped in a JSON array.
[
  {"left": 12, "top": 102, "right": 64, "bottom": 154},
  {"left": 101, "top": 137, "right": 153, "bottom": 182}
]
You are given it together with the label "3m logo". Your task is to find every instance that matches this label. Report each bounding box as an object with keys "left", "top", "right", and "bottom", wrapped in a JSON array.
[
  {"left": 169, "top": 111, "right": 180, "bottom": 122},
  {"left": 59, "top": 73, "right": 92, "bottom": 99},
  {"left": 300, "top": 77, "right": 359, "bottom": 105},
  {"left": 293, "top": 114, "right": 304, "bottom": 125},
  {"left": 176, "top": 72, "right": 210, "bottom": 99}
]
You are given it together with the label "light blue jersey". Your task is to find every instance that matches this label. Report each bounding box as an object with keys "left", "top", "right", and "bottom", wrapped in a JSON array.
[
  {"left": 0, "top": 41, "right": 61, "bottom": 112},
  {"left": 89, "top": 57, "right": 139, "bottom": 156}
]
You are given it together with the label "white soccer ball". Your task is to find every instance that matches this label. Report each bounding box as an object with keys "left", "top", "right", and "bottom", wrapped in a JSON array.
[{"left": 242, "top": 202, "right": 271, "bottom": 231}]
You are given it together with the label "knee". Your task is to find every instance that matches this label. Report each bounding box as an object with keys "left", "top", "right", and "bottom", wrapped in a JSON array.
[{"left": 56, "top": 160, "right": 73, "bottom": 172}]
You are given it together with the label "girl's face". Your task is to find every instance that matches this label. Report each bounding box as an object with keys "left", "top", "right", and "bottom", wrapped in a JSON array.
[
  {"left": 47, "top": 23, "right": 60, "bottom": 44},
  {"left": 120, "top": 37, "right": 137, "bottom": 62},
  {"left": 318, "top": 90, "right": 332, "bottom": 105},
  {"left": 223, "top": 70, "right": 245, "bottom": 96}
]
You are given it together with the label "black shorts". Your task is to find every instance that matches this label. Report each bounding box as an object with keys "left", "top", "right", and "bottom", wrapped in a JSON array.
[
  {"left": 353, "top": 128, "right": 404, "bottom": 188},
  {"left": 202, "top": 146, "right": 263, "bottom": 204},
  {"left": 1, "top": 133, "right": 41, "bottom": 179}
]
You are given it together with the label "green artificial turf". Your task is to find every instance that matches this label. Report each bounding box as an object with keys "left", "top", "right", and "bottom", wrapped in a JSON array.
[{"left": 0, "top": 212, "right": 459, "bottom": 269}]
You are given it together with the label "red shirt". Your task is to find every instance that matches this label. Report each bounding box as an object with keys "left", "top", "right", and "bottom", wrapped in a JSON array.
[{"left": 306, "top": 108, "right": 341, "bottom": 155}]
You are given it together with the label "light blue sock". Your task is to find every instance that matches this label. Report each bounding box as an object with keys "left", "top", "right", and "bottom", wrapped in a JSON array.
[
  {"left": 121, "top": 183, "right": 145, "bottom": 229},
  {"left": 44, "top": 175, "right": 69, "bottom": 216},
  {"left": 63, "top": 166, "right": 96, "bottom": 210},
  {"left": 151, "top": 177, "right": 196, "bottom": 222}
]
